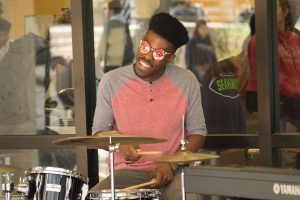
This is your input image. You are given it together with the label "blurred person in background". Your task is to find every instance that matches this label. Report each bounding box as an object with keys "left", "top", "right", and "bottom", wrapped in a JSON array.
[
  {"left": 238, "top": 13, "right": 255, "bottom": 96},
  {"left": 245, "top": 0, "right": 300, "bottom": 131},
  {"left": 185, "top": 20, "right": 217, "bottom": 86},
  {"left": 242, "top": 13, "right": 255, "bottom": 55},
  {"left": 96, "top": 0, "right": 134, "bottom": 79},
  {"left": 202, "top": 58, "right": 246, "bottom": 134}
]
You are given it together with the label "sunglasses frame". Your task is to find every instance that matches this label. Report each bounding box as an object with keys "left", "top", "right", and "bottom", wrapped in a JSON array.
[{"left": 139, "top": 40, "right": 173, "bottom": 61}]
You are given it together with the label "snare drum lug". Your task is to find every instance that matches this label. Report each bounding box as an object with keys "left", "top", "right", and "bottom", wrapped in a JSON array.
[
  {"left": 16, "top": 177, "right": 29, "bottom": 196},
  {"left": 81, "top": 184, "right": 89, "bottom": 200},
  {"left": 1, "top": 173, "right": 14, "bottom": 200}
]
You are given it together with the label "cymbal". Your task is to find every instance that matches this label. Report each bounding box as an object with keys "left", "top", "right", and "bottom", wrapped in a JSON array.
[
  {"left": 0, "top": 165, "right": 21, "bottom": 173},
  {"left": 95, "top": 131, "right": 123, "bottom": 137},
  {"left": 152, "top": 150, "right": 220, "bottom": 164},
  {"left": 52, "top": 131, "right": 167, "bottom": 149},
  {"left": 58, "top": 88, "right": 74, "bottom": 107},
  {"left": 44, "top": 107, "right": 60, "bottom": 112},
  {"left": 58, "top": 87, "right": 74, "bottom": 95}
]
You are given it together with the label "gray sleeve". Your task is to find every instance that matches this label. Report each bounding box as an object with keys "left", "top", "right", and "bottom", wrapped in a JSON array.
[
  {"left": 185, "top": 71, "right": 207, "bottom": 136},
  {"left": 92, "top": 75, "right": 115, "bottom": 134}
]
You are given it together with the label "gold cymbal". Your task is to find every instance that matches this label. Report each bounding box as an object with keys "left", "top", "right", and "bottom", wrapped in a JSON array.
[
  {"left": 94, "top": 131, "right": 123, "bottom": 137},
  {"left": 58, "top": 87, "right": 74, "bottom": 95},
  {"left": 0, "top": 165, "right": 21, "bottom": 173},
  {"left": 44, "top": 107, "right": 60, "bottom": 112},
  {"left": 52, "top": 131, "right": 167, "bottom": 149},
  {"left": 152, "top": 150, "right": 220, "bottom": 164}
]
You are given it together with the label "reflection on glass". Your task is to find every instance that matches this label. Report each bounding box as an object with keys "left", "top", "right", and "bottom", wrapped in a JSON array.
[
  {"left": 217, "top": 148, "right": 260, "bottom": 166},
  {"left": 94, "top": 0, "right": 134, "bottom": 80},
  {"left": 281, "top": 148, "right": 300, "bottom": 169},
  {"left": 0, "top": 149, "right": 77, "bottom": 198},
  {"left": 275, "top": 0, "right": 300, "bottom": 133},
  {"left": 0, "top": 1, "right": 74, "bottom": 135},
  {"left": 296, "top": 18, "right": 300, "bottom": 30}
]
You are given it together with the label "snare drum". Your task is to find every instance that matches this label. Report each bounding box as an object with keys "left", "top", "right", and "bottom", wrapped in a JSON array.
[
  {"left": 86, "top": 189, "right": 160, "bottom": 200},
  {"left": 21, "top": 166, "right": 88, "bottom": 200}
]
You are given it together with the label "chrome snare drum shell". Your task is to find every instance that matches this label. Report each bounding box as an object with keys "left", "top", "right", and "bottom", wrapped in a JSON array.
[
  {"left": 23, "top": 166, "right": 88, "bottom": 200},
  {"left": 86, "top": 188, "right": 161, "bottom": 200}
]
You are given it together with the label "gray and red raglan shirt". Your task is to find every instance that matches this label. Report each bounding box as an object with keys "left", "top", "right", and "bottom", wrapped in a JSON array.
[{"left": 92, "top": 64, "right": 207, "bottom": 171}]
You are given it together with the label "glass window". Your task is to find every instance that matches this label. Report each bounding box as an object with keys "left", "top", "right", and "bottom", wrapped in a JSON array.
[
  {"left": 92, "top": 0, "right": 256, "bottom": 179},
  {"left": 276, "top": 0, "right": 300, "bottom": 133},
  {"left": 281, "top": 148, "right": 300, "bottom": 169},
  {"left": 0, "top": 0, "right": 75, "bottom": 136}
]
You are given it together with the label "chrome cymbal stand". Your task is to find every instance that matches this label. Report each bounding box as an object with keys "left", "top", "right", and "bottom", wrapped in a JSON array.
[
  {"left": 108, "top": 137, "right": 119, "bottom": 200},
  {"left": 180, "top": 115, "right": 187, "bottom": 200},
  {"left": 1, "top": 173, "right": 14, "bottom": 200},
  {"left": 179, "top": 139, "right": 188, "bottom": 200}
]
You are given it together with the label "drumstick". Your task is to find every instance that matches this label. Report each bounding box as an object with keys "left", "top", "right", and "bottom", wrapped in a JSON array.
[
  {"left": 136, "top": 149, "right": 162, "bottom": 155},
  {"left": 120, "top": 179, "right": 157, "bottom": 191}
]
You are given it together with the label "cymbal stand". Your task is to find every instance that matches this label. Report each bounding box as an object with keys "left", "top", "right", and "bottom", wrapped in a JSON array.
[
  {"left": 180, "top": 115, "right": 187, "bottom": 200},
  {"left": 1, "top": 173, "right": 14, "bottom": 200},
  {"left": 108, "top": 137, "right": 119, "bottom": 200},
  {"left": 179, "top": 139, "right": 188, "bottom": 200}
]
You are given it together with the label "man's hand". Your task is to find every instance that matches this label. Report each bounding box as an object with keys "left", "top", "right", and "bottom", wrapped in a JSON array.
[
  {"left": 119, "top": 144, "right": 141, "bottom": 162},
  {"left": 152, "top": 163, "right": 174, "bottom": 188}
]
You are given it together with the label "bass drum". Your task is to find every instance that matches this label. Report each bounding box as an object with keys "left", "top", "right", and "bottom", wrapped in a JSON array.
[{"left": 23, "top": 166, "right": 88, "bottom": 200}]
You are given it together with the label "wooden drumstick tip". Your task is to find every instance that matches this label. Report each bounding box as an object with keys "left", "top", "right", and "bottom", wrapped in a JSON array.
[
  {"left": 136, "top": 149, "right": 162, "bottom": 155},
  {"left": 120, "top": 179, "right": 158, "bottom": 191}
]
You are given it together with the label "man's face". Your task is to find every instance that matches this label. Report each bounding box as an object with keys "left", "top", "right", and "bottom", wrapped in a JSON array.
[
  {"left": 134, "top": 30, "right": 175, "bottom": 82},
  {"left": 0, "top": 30, "right": 9, "bottom": 48},
  {"left": 197, "top": 24, "right": 208, "bottom": 39}
]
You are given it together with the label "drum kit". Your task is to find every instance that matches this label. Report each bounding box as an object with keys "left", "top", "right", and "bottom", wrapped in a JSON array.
[
  {"left": 1, "top": 131, "right": 219, "bottom": 200},
  {"left": 0, "top": 165, "right": 88, "bottom": 200}
]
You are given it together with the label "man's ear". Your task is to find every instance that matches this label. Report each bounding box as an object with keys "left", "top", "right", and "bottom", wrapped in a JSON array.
[{"left": 167, "top": 54, "right": 176, "bottom": 63}]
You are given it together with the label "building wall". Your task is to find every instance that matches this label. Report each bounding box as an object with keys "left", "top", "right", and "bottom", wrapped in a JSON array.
[{"left": 1, "top": 0, "right": 69, "bottom": 39}]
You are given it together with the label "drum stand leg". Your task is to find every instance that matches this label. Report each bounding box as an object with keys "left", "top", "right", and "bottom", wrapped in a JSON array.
[
  {"left": 1, "top": 173, "right": 14, "bottom": 200},
  {"left": 108, "top": 137, "right": 119, "bottom": 200},
  {"left": 179, "top": 166, "right": 186, "bottom": 200}
]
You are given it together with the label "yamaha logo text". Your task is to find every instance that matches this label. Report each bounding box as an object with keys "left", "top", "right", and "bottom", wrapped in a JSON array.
[{"left": 273, "top": 183, "right": 300, "bottom": 196}]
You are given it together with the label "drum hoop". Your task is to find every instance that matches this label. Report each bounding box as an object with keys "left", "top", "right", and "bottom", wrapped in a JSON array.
[
  {"left": 88, "top": 188, "right": 160, "bottom": 198},
  {"left": 25, "top": 166, "right": 88, "bottom": 182}
]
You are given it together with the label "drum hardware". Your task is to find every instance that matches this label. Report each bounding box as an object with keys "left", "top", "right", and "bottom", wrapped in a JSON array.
[
  {"left": 15, "top": 166, "right": 88, "bottom": 200},
  {"left": 0, "top": 165, "right": 23, "bottom": 200},
  {"left": 16, "top": 177, "right": 29, "bottom": 198},
  {"left": 1, "top": 173, "right": 14, "bottom": 200},
  {"left": 151, "top": 116, "right": 220, "bottom": 200},
  {"left": 53, "top": 131, "right": 167, "bottom": 200},
  {"left": 152, "top": 145, "right": 220, "bottom": 200},
  {"left": 86, "top": 189, "right": 160, "bottom": 200}
]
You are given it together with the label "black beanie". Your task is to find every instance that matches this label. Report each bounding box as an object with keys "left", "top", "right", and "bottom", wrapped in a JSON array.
[{"left": 148, "top": 12, "right": 189, "bottom": 49}]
